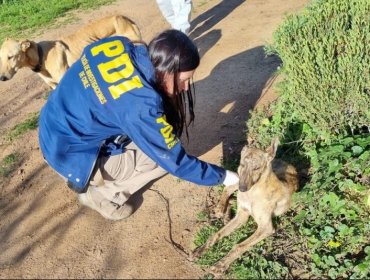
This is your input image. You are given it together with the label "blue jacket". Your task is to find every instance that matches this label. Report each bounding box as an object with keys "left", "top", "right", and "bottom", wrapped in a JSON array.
[{"left": 39, "top": 36, "right": 226, "bottom": 193}]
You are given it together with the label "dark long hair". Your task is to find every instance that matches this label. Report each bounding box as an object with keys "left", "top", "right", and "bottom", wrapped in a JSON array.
[{"left": 148, "top": 30, "right": 200, "bottom": 139}]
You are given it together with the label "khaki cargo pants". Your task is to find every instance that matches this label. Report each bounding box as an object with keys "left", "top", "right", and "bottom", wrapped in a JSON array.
[{"left": 78, "top": 142, "right": 167, "bottom": 220}]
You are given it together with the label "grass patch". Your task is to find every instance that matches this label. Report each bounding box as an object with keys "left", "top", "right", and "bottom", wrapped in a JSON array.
[
  {"left": 7, "top": 112, "right": 39, "bottom": 141},
  {"left": 0, "top": 0, "right": 115, "bottom": 42},
  {"left": 0, "top": 152, "right": 20, "bottom": 177},
  {"left": 193, "top": 223, "right": 220, "bottom": 249},
  {"left": 196, "top": 211, "right": 211, "bottom": 223}
]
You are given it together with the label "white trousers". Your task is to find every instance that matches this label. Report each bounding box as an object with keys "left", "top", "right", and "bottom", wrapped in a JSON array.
[{"left": 156, "top": 0, "right": 192, "bottom": 34}]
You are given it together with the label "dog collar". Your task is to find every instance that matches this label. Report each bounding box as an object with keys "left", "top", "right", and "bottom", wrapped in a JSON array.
[{"left": 32, "top": 44, "right": 43, "bottom": 73}]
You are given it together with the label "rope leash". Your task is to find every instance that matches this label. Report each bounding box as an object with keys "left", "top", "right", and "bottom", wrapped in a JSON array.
[{"left": 148, "top": 188, "right": 192, "bottom": 260}]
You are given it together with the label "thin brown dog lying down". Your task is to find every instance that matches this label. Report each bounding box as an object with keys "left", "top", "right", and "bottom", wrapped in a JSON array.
[
  {"left": 192, "top": 138, "right": 298, "bottom": 276},
  {"left": 0, "top": 15, "right": 142, "bottom": 89}
]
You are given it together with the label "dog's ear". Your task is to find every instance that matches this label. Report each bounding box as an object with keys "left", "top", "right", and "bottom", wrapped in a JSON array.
[
  {"left": 266, "top": 137, "right": 279, "bottom": 158},
  {"left": 20, "top": 40, "right": 31, "bottom": 52}
]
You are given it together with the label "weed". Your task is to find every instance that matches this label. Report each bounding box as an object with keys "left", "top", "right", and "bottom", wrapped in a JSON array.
[
  {"left": 6, "top": 112, "right": 39, "bottom": 141},
  {"left": 196, "top": 211, "right": 209, "bottom": 222},
  {"left": 0, "top": 152, "right": 20, "bottom": 177}
]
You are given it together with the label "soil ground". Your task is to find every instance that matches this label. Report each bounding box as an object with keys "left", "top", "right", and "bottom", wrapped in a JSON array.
[{"left": 0, "top": 0, "right": 308, "bottom": 278}]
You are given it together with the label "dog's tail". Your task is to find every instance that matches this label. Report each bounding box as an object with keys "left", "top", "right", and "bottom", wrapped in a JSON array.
[{"left": 115, "top": 15, "right": 143, "bottom": 44}]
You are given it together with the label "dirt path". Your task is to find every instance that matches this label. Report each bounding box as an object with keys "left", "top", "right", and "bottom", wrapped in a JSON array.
[{"left": 0, "top": 0, "right": 308, "bottom": 278}]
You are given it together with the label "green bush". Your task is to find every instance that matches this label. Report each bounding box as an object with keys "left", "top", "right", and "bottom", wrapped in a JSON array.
[
  {"left": 293, "top": 135, "right": 370, "bottom": 279},
  {"left": 248, "top": 0, "right": 369, "bottom": 149}
]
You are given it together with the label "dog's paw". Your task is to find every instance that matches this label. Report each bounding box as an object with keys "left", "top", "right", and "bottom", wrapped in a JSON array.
[
  {"left": 187, "top": 251, "right": 199, "bottom": 262},
  {"left": 191, "top": 245, "right": 206, "bottom": 260},
  {"left": 186, "top": 254, "right": 197, "bottom": 262}
]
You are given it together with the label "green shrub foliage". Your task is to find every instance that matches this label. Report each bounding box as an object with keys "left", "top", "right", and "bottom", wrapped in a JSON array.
[{"left": 248, "top": 0, "right": 369, "bottom": 148}]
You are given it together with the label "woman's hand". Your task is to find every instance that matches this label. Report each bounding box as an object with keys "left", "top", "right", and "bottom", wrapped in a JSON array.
[{"left": 223, "top": 170, "right": 239, "bottom": 186}]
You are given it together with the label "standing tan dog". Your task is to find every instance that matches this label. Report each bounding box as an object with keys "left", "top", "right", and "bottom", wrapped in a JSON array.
[
  {"left": 192, "top": 138, "right": 298, "bottom": 276},
  {"left": 0, "top": 15, "right": 142, "bottom": 89}
]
